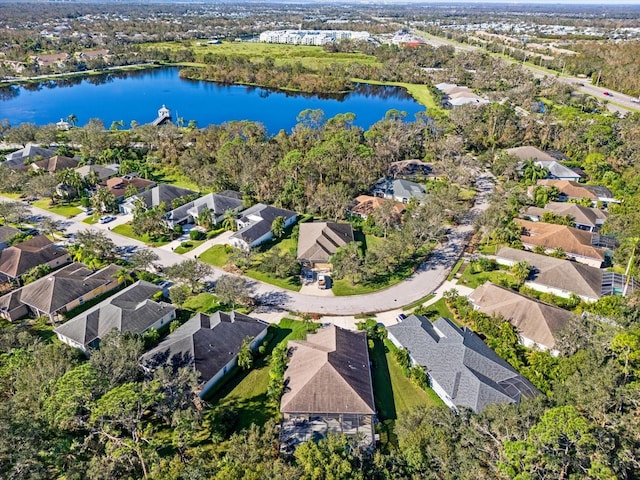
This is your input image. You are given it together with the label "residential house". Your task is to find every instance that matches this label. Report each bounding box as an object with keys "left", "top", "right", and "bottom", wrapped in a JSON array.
[
  {"left": 101, "top": 174, "right": 156, "bottom": 201},
  {"left": 515, "top": 218, "right": 607, "bottom": 267},
  {"left": 372, "top": 178, "right": 427, "bottom": 204},
  {"left": 389, "top": 159, "right": 443, "bottom": 180},
  {"left": 30, "top": 155, "right": 79, "bottom": 174},
  {"left": 141, "top": 311, "right": 269, "bottom": 397},
  {"left": 0, "top": 263, "right": 121, "bottom": 322},
  {"left": 165, "top": 192, "right": 244, "bottom": 228},
  {"left": 349, "top": 195, "right": 406, "bottom": 220},
  {"left": 495, "top": 247, "right": 635, "bottom": 302},
  {"left": 296, "top": 222, "right": 355, "bottom": 270},
  {"left": 54, "top": 280, "right": 176, "bottom": 353},
  {"left": 507, "top": 146, "right": 582, "bottom": 181},
  {"left": 75, "top": 164, "right": 119, "bottom": 182},
  {"left": 0, "top": 226, "right": 20, "bottom": 251},
  {"left": 120, "top": 184, "right": 197, "bottom": 215},
  {"left": 0, "top": 236, "right": 70, "bottom": 283},
  {"left": 435, "top": 83, "right": 490, "bottom": 108},
  {"left": 387, "top": 315, "right": 539, "bottom": 413},
  {"left": 77, "top": 49, "right": 111, "bottom": 61},
  {"left": 4, "top": 144, "right": 56, "bottom": 170},
  {"left": 280, "top": 325, "right": 376, "bottom": 452},
  {"left": 534, "top": 180, "right": 619, "bottom": 205},
  {"left": 521, "top": 202, "right": 608, "bottom": 232},
  {"left": 229, "top": 204, "right": 297, "bottom": 250},
  {"left": 30, "top": 53, "right": 69, "bottom": 68},
  {"left": 469, "top": 282, "right": 573, "bottom": 354}
]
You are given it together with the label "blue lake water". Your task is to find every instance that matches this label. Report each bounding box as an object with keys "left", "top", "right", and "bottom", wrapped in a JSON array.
[{"left": 0, "top": 67, "right": 425, "bottom": 134}]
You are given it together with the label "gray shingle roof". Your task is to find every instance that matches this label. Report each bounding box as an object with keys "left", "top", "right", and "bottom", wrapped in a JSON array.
[
  {"left": 387, "top": 316, "right": 539, "bottom": 412},
  {"left": 54, "top": 280, "right": 175, "bottom": 349},
  {"left": 141, "top": 311, "right": 268, "bottom": 382},
  {"left": 281, "top": 325, "right": 376, "bottom": 415},
  {"left": 231, "top": 204, "right": 297, "bottom": 244},
  {"left": 127, "top": 184, "right": 197, "bottom": 210},
  {"left": 5, "top": 144, "right": 56, "bottom": 163},
  {"left": 373, "top": 178, "right": 427, "bottom": 201},
  {"left": 167, "top": 192, "right": 243, "bottom": 224},
  {"left": 297, "top": 222, "right": 354, "bottom": 264}
]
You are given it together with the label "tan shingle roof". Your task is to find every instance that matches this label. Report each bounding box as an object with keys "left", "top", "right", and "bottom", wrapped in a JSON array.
[
  {"left": 296, "top": 222, "right": 355, "bottom": 264},
  {"left": 506, "top": 146, "right": 556, "bottom": 162},
  {"left": 281, "top": 325, "right": 375, "bottom": 415},
  {"left": 0, "top": 236, "right": 69, "bottom": 279},
  {"left": 31, "top": 155, "right": 79, "bottom": 173},
  {"left": 515, "top": 219, "right": 606, "bottom": 262},
  {"left": 469, "top": 282, "right": 573, "bottom": 349},
  {"left": 522, "top": 202, "right": 608, "bottom": 228},
  {"left": 536, "top": 179, "right": 614, "bottom": 200}
]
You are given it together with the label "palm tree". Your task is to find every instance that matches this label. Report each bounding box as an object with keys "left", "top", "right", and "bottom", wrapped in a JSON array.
[
  {"left": 270, "top": 215, "right": 286, "bottom": 239},
  {"left": 222, "top": 209, "right": 237, "bottom": 232},
  {"left": 67, "top": 114, "right": 77, "bottom": 127},
  {"left": 113, "top": 267, "right": 134, "bottom": 286}
]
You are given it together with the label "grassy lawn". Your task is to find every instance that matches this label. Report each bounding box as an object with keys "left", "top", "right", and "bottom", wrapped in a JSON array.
[
  {"left": 199, "top": 244, "right": 229, "bottom": 267},
  {"left": 403, "top": 293, "right": 436, "bottom": 311},
  {"left": 174, "top": 239, "right": 205, "bottom": 254},
  {"left": 31, "top": 199, "right": 81, "bottom": 218},
  {"left": 82, "top": 215, "right": 98, "bottom": 225},
  {"left": 111, "top": 223, "right": 171, "bottom": 247},
  {"left": 204, "top": 318, "right": 319, "bottom": 432},
  {"left": 331, "top": 263, "right": 412, "bottom": 296},
  {"left": 447, "top": 258, "right": 465, "bottom": 281},
  {"left": 152, "top": 165, "right": 203, "bottom": 192},
  {"left": 457, "top": 267, "right": 517, "bottom": 289},
  {"left": 182, "top": 292, "right": 220, "bottom": 313},
  {"left": 244, "top": 269, "right": 301, "bottom": 292},
  {"left": 0, "top": 192, "right": 23, "bottom": 200},
  {"left": 417, "top": 297, "right": 455, "bottom": 321},
  {"left": 353, "top": 78, "right": 444, "bottom": 114},
  {"left": 145, "top": 41, "right": 381, "bottom": 70}
]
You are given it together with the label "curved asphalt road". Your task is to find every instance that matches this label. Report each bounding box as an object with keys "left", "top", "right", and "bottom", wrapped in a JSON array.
[{"left": 15, "top": 174, "right": 493, "bottom": 315}]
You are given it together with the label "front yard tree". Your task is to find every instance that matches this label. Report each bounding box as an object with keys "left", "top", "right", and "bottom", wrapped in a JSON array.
[
  {"left": 75, "top": 229, "right": 116, "bottom": 263},
  {"left": 0, "top": 201, "right": 29, "bottom": 224},
  {"left": 128, "top": 248, "right": 159, "bottom": 272},
  {"left": 222, "top": 209, "right": 237, "bottom": 231},
  {"left": 330, "top": 241, "right": 364, "bottom": 285},
  {"left": 38, "top": 217, "right": 62, "bottom": 238},
  {"left": 91, "top": 187, "right": 118, "bottom": 213},
  {"left": 271, "top": 215, "right": 286, "bottom": 239},
  {"left": 215, "top": 274, "right": 250, "bottom": 309},
  {"left": 29, "top": 173, "right": 59, "bottom": 203},
  {"left": 165, "top": 259, "right": 212, "bottom": 293}
]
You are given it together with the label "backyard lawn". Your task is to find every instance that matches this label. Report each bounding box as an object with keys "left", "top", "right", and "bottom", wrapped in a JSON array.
[
  {"left": 204, "top": 318, "right": 319, "bottom": 431},
  {"left": 31, "top": 199, "right": 81, "bottom": 218},
  {"left": 112, "top": 222, "right": 171, "bottom": 247},
  {"left": 417, "top": 298, "right": 455, "bottom": 321},
  {"left": 182, "top": 292, "right": 220, "bottom": 313},
  {"left": 457, "top": 265, "right": 517, "bottom": 289}
]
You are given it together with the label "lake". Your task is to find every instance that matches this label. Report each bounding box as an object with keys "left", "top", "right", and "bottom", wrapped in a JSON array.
[{"left": 0, "top": 67, "right": 426, "bottom": 134}]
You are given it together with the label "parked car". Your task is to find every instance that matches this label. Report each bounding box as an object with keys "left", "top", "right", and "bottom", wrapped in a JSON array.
[
  {"left": 317, "top": 274, "right": 329, "bottom": 289},
  {"left": 397, "top": 313, "right": 407, "bottom": 322},
  {"left": 631, "top": 98, "right": 640, "bottom": 104},
  {"left": 99, "top": 215, "right": 115, "bottom": 224},
  {"left": 603, "top": 91, "right": 612, "bottom": 97}
]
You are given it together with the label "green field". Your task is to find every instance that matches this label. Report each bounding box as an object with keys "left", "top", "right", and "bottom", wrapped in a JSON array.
[
  {"left": 111, "top": 223, "right": 171, "bottom": 247},
  {"left": 146, "top": 41, "right": 381, "bottom": 69},
  {"left": 31, "top": 199, "right": 81, "bottom": 218}
]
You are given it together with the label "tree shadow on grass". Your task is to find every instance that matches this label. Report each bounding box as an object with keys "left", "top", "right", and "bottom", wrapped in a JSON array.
[{"left": 370, "top": 339, "right": 396, "bottom": 422}]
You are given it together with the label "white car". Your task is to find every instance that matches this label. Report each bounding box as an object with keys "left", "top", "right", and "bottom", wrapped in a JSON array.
[{"left": 99, "top": 215, "right": 115, "bottom": 224}]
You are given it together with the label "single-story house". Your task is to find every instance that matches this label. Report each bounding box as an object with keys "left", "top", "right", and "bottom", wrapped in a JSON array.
[
  {"left": 75, "top": 164, "right": 119, "bottom": 182},
  {"left": 229, "top": 204, "right": 297, "bottom": 250},
  {"left": 435, "top": 83, "right": 490, "bottom": 108},
  {"left": 469, "top": 282, "right": 573, "bottom": 354},
  {"left": 521, "top": 202, "right": 608, "bottom": 232},
  {"left": 141, "top": 311, "right": 269, "bottom": 397},
  {"left": 387, "top": 315, "right": 539, "bottom": 413},
  {"left": 507, "top": 146, "right": 582, "bottom": 181},
  {"left": 495, "top": 246, "right": 635, "bottom": 302},
  {"left": 100, "top": 174, "right": 156, "bottom": 201},
  {"left": 515, "top": 218, "right": 607, "bottom": 267},
  {"left": 54, "top": 280, "right": 176, "bottom": 353},
  {"left": 0, "top": 262, "right": 121, "bottom": 322},
  {"left": 280, "top": 325, "right": 376, "bottom": 452},
  {"left": 119, "top": 184, "right": 198, "bottom": 215},
  {"left": 349, "top": 195, "right": 406, "bottom": 219},
  {"left": 388, "top": 159, "right": 441, "bottom": 180},
  {"left": 534, "top": 180, "right": 619, "bottom": 205},
  {"left": 0, "top": 226, "right": 20, "bottom": 251},
  {"left": 296, "top": 222, "right": 354, "bottom": 270},
  {"left": 165, "top": 192, "right": 245, "bottom": 228},
  {"left": 0, "top": 236, "right": 70, "bottom": 283},
  {"left": 4, "top": 144, "right": 56, "bottom": 170},
  {"left": 29, "top": 155, "right": 79, "bottom": 174},
  {"left": 372, "top": 178, "right": 427, "bottom": 204}
]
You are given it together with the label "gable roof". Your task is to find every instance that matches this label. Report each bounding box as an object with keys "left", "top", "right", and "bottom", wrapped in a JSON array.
[
  {"left": 536, "top": 180, "right": 614, "bottom": 201},
  {"left": 522, "top": 202, "right": 608, "bottom": 228},
  {"left": 5, "top": 144, "right": 56, "bottom": 163},
  {"left": 0, "top": 236, "right": 69, "bottom": 279},
  {"left": 535, "top": 160, "right": 581, "bottom": 180},
  {"left": 103, "top": 176, "right": 156, "bottom": 198},
  {"left": 231, "top": 203, "right": 297, "bottom": 244},
  {"left": 54, "top": 280, "right": 175, "bottom": 349},
  {"left": 167, "top": 192, "right": 244, "bottom": 224},
  {"left": 373, "top": 178, "right": 427, "bottom": 201},
  {"left": 19, "top": 263, "right": 120, "bottom": 315},
  {"left": 514, "top": 219, "right": 606, "bottom": 262},
  {"left": 126, "top": 184, "right": 197, "bottom": 209},
  {"left": 387, "top": 316, "right": 539, "bottom": 412},
  {"left": 297, "top": 222, "right": 355, "bottom": 264},
  {"left": 496, "top": 247, "right": 605, "bottom": 299},
  {"left": 31, "top": 155, "right": 79, "bottom": 173},
  {"left": 469, "top": 283, "right": 573, "bottom": 350},
  {"left": 281, "top": 325, "right": 375, "bottom": 415},
  {"left": 350, "top": 195, "right": 406, "bottom": 218},
  {"left": 75, "top": 164, "right": 119, "bottom": 180},
  {"left": 141, "top": 311, "right": 268, "bottom": 382}
]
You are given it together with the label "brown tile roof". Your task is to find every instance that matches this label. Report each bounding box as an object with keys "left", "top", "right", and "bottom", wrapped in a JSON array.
[
  {"left": 0, "top": 236, "right": 69, "bottom": 279},
  {"left": 281, "top": 325, "right": 375, "bottom": 415},
  {"left": 469, "top": 282, "right": 573, "bottom": 350},
  {"left": 536, "top": 180, "right": 613, "bottom": 201},
  {"left": 31, "top": 155, "right": 79, "bottom": 173},
  {"left": 522, "top": 202, "right": 608, "bottom": 228},
  {"left": 102, "top": 176, "right": 156, "bottom": 198},
  {"left": 350, "top": 195, "right": 406, "bottom": 218},
  {"left": 296, "top": 222, "right": 355, "bottom": 264},
  {"left": 514, "top": 219, "right": 606, "bottom": 262}
]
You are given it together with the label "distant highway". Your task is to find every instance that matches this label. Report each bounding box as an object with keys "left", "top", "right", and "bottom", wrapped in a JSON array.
[{"left": 410, "top": 29, "right": 640, "bottom": 114}]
